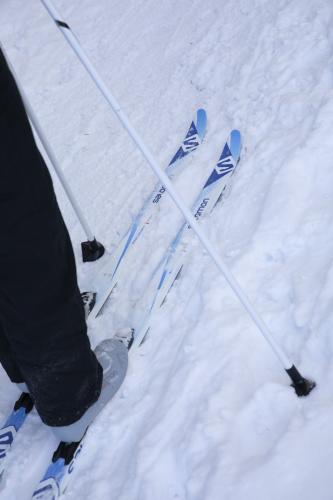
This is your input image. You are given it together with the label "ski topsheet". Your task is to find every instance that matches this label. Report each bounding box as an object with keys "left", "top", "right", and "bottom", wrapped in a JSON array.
[
  {"left": 132, "top": 130, "right": 242, "bottom": 348},
  {"left": 88, "top": 109, "right": 207, "bottom": 321}
]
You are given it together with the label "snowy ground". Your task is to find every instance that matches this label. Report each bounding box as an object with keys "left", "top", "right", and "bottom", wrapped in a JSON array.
[{"left": 1, "top": 0, "right": 333, "bottom": 498}]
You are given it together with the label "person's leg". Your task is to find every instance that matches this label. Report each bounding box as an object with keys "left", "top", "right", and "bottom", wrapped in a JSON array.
[
  {"left": 0, "top": 319, "right": 24, "bottom": 384},
  {"left": 0, "top": 48, "right": 102, "bottom": 427}
]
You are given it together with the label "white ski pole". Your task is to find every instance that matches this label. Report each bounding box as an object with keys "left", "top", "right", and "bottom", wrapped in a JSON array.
[
  {"left": 40, "top": 0, "right": 315, "bottom": 396},
  {"left": 1, "top": 44, "right": 104, "bottom": 262}
]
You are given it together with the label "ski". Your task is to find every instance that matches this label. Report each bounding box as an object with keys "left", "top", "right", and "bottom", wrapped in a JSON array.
[
  {"left": 132, "top": 130, "right": 242, "bottom": 348},
  {"left": 87, "top": 109, "right": 207, "bottom": 321},
  {"left": 0, "top": 393, "right": 34, "bottom": 479}
]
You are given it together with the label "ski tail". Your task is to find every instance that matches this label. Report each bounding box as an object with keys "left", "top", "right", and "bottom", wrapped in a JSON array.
[
  {"left": 196, "top": 109, "right": 208, "bottom": 142},
  {"left": 230, "top": 129, "right": 241, "bottom": 161}
]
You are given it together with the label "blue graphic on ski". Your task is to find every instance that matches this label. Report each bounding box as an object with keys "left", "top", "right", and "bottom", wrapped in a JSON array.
[
  {"left": 88, "top": 109, "right": 207, "bottom": 320},
  {"left": 32, "top": 441, "right": 84, "bottom": 500},
  {"left": 0, "top": 393, "right": 34, "bottom": 479},
  {"left": 132, "top": 130, "right": 242, "bottom": 347}
]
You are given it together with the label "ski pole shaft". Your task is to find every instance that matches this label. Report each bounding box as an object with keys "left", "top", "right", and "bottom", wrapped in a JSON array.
[
  {"left": 1, "top": 44, "right": 104, "bottom": 262},
  {"left": 41, "top": 0, "right": 315, "bottom": 395}
]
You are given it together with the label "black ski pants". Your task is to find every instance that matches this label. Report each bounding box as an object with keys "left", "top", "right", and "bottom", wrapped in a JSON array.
[{"left": 0, "top": 48, "right": 102, "bottom": 427}]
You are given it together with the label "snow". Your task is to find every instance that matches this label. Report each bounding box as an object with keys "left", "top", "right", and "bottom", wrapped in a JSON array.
[{"left": 1, "top": 0, "right": 333, "bottom": 498}]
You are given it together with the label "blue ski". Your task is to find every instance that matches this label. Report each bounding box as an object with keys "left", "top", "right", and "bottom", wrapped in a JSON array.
[
  {"left": 132, "top": 130, "right": 242, "bottom": 347},
  {"left": 87, "top": 109, "right": 207, "bottom": 321}
]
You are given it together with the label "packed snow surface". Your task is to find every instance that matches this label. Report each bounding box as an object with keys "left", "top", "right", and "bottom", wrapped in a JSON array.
[{"left": 1, "top": 0, "right": 333, "bottom": 498}]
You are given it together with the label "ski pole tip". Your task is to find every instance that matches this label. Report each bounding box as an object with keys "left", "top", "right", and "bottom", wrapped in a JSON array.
[
  {"left": 291, "top": 377, "right": 316, "bottom": 397},
  {"left": 286, "top": 365, "right": 316, "bottom": 397},
  {"left": 81, "top": 238, "right": 105, "bottom": 262}
]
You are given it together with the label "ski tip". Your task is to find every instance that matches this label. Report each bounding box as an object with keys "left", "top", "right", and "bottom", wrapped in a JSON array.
[
  {"left": 229, "top": 129, "right": 241, "bottom": 161},
  {"left": 196, "top": 108, "right": 207, "bottom": 141}
]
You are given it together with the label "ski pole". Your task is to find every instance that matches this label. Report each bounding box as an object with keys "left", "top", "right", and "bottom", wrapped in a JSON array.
[
  {"left": 40, "top": 0, "right": 315, "bottom": 396},
  {"left": 1, "top": 44, "right": 104, "bottom": 263}
]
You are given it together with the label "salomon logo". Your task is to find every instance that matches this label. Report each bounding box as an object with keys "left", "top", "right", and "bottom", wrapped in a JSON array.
[
  {"left": 215, "top": 155, "right": 234, "bottom": 176},
  {"left": 181, "top": 133, "right": 200, "bottom": 153},
  {"left": 203, "top": 148, "right": 236, "bottom": 189},
  {"left": 194, "top": 198, "right": 209, "bottom": 220}
]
